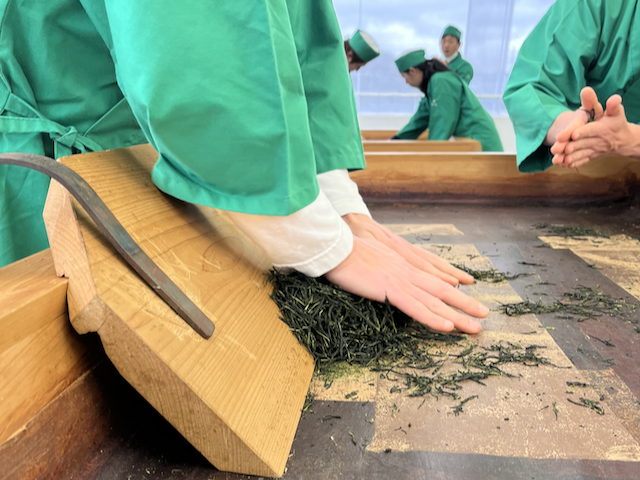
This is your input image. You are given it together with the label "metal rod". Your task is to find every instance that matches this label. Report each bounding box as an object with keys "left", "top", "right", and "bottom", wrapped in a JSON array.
[{"left": 0, "top": 153, "right": 215, "bottom": 339}]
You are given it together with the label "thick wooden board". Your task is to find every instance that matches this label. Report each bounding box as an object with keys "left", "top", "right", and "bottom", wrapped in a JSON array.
[
  {"left": 362, "top": 139, "right": 481, "bottom": 153},
  {"left": 353, "top": 152, "right": 640, "bottom": 203},
  {"left": 42, "top": 144, "right": 315, "bottom": 477},
  {"left": 0, "top": 250, "right": 97, "bottom": 445},
  {"left": 361, "top": 130, "right": 429, "bottom": 140}
]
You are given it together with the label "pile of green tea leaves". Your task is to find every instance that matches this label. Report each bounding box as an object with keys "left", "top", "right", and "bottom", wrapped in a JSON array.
[
  {"left": 269, "top": 270, "right": 561, "bottom": 402},
  {"left": 499, "top": 285, "right": 637, "bottom": 326},
  {"left": 533, "top": 223, "right": 609, "bottom": 239}
]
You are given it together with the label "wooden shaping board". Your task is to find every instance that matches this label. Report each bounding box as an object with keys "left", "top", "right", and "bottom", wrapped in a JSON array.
[
  {"left": 42, "top": 144, "right": 315, "bottom": 478},
  {"left": 362, "top": 139, "right": 481, "bottom": 153}
]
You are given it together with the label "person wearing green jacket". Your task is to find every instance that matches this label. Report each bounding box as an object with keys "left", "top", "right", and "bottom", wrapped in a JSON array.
[
  {"left": 0, "top": 0, "right": 488, "bottom": 333},
  {"left": 344, "top": 29, "right": 380, "bottom": 72},
  {"left": 441, "top": 25, "right": 474, "bottom": 85},
  {"left": 392, "top": 50, "right": 503, "bottom": 152},
  {"left": 503, "top": 0, "right": 640, "bottom": 173}
]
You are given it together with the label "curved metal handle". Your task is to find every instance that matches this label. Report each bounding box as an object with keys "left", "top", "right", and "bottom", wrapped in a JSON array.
[{"left": 0, "top": 153, "right": 214, "bottom": 339}]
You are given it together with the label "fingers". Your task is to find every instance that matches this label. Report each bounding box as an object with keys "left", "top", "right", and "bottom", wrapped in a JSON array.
[
  {"left": 410, "top": 246, "right": 475, "bottom": 284},
  {"left": 565, "top": 149, "right": 595, "bottom": 167},
  {"left": 555, "top": 112, "right": 589, "bottom": 143},
  {"left": 325, "top": 237, "right": 486, "bottom": 334},
  {"left": 550, "top": 140, "right": 568, "bottom": 156},
  {"left": 344, "top": 214, "right": 470, "bottom": 286},
  {"left": 580, "top": 86, "right": 598, "bottom": 111},
  {"left": 408, "top": 269, "right": 489, "bottom": 320},
  {"left": 552, "top": 152, "right": 567, "bottom": 166},
  {"left": 388, "top": 281, "right": 483, "bottom": 334},
  {"left": 384, "top": 235, "right": 462, "bottom": 286},
  {"left": 386, "top": 282, "right": 455, "bottom": 332},
  {"left": 564, "top": 137, "right": 598, "bottom": 155},
  {"left": 605, "top": 94, "right": 623, "bottom": 117},
  {"left": 399, "top": 245, "right": 461, "bottom": 286}
]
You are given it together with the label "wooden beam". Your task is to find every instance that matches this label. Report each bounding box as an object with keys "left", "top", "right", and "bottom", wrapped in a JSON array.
[
  {"left": 362, "top": 139, "right": 481, "bottom": 153},
  {"left": 361, "top": 130, "right": 429, "bottom": 140},
  {"left": 0, "top": 250, "right": 98, "bottom": 445},
  {"left": 353, "top": 152, "right": 640, "bottom": 203},
  {"left": 42, "top": 144, "right": 315, "bottom": 478},
  {"left": 1, "top": 361, "right": 116, "bottom": 480}
]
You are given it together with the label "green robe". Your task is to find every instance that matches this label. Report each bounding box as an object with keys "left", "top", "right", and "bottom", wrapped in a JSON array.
[
  {"left": 448, "top": 53, "right": 474, "bottom": 85},
  {"left": 395, "top": 72, "right": 503, "bottom": 152},
  {"left": 503, "top": 0, "right": 640, "bottom": 172},
  {"left": 0, "top": 0, "right": 364, "bottom": 268}
]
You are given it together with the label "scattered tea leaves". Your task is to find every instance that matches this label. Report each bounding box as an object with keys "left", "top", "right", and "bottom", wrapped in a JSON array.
[
  {"left": 452, "top": 265, "right": 531, "bottom": 283},
  {"left": 499, "top": 285, "right": 637, "bottom": 324},
  {"left": 533, "top": 224, "right": 609, "bottom": 239},
  {"left": 270, "top": 270, "right": 566, "bottom": 416},
  {"left": 303, "top": 391, "right": 315, "bottom": 413},
  {"left": 567, "top": 397, "right": 605, "bottom": 415},
  {"left": 322, "top": 415, "right": 342, "bottom": 422},
  {"left": 452, "top": 395, "right": 479, "bottom": 416},
  {"left": 590, "top": 336, "right": 616, "bottom": 347}
]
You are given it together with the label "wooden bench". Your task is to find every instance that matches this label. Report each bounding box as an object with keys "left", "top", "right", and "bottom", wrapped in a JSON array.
[
  {"left": 361, "top": 130, "right": 429, "bottom": 140},
  {"left": 353, "top": 152, "right": 640, "bottom": 203},
  {"left": 362, "top": 139, "right": 481, "bottom": 153}
]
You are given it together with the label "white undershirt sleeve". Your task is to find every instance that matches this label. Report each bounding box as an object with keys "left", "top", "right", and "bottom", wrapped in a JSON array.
[
  {"left": 316, "top": 169, "right": 371, "bottom": 218},
  {"left": 226, "top": 190, "right": 352, "bottom": 277}
]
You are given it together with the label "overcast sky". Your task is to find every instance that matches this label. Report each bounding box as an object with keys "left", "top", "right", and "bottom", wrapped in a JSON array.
[{"left": 332, "top": 0, "right": 557, "bottom": 114}]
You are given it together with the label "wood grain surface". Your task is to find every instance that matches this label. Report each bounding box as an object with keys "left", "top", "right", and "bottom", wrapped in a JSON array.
[{"left": 42, "top": 144, "right": 315, "bottom": 477}]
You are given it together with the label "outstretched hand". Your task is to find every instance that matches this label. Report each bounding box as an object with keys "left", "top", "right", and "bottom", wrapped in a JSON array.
[
  {"left": 325, "top": 233, "right": 488, "bottom": 335},
  {"left": 341, "top": 213, "right": 474, "bottom": 286}
]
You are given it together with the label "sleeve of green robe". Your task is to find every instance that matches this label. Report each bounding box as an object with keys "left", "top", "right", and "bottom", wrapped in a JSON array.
[
  {"left": 102, "top": 0, "right": 351, "bottom": 216},
  {"left": 457, "top": 61, "right": 473, "bottom": 85},
  {"left": 394, "top": 97, "right": 430, "bottom": 139},
  {"left": 425, "top": 74, "right": 462, "bottom": 141},
  {"left": 285, "top": 1, "right": 365, "bottom": 175},
  {"left": 503, "top": 0, "right": 603, "bottom": 172}
]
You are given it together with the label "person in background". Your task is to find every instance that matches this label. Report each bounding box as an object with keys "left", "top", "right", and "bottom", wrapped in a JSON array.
[
  {"left": 0, "top": 1, "right": 487, "bottom": 334},
  {"left": 503, "top": 0, "right": 640, "bottom": 172},
  {"left": 441, "top": 25, "right": 473, "bottom": 85},
  {"left": 392, "top": 50, "right": 503, "bottom": 151},
  {"left": 344, "top": 29, "right": 380, "bottom": 72}
]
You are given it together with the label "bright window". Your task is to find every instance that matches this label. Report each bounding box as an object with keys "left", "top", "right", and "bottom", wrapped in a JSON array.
[{"left": 334, "top": 0, "right": 556, "bottom": 116}]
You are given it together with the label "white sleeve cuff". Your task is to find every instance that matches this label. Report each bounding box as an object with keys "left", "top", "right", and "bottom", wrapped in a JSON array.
[
  {"left": 317, "top": 169, "right": 371, "bottom": 218},
  {"left": 225, "top": 191, "right": 353, "bottom": 277}
]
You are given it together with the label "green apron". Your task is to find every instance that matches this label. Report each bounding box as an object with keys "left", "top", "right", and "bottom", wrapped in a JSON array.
[
  {"left": 0, "top": 0, "right": 146, "bottom": 267},
  {"left": 503, "top": 0, "right": 640, "bottom": 172},
  {"left": 396, "top": 72, "right": 503, "bottom": 152},
  {"left": 448, "top": 54, "right": 474, "bottom": 85},
  {"left": 0, "top": 0, "right": 364, "bottom": 268}
]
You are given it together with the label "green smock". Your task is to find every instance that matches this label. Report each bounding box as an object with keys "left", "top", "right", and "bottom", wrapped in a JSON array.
[
  {"left": 448, "top": 54, "right": 474, "bottom": 85},
  {"left": 503, "top": 0, "right": 640, "bottom": 172},
  {"left": 395, "top": 72, "right": 503, "bottom": 152},
  {"left": 0, "top": 0, "right": 364, "bottom": 268}
]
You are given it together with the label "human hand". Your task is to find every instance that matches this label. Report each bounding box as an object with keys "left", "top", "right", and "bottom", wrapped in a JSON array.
[
  {"left": 549, "top": 87, "right": 603, "bottom": 166},
  {"left": 341, "top": 213, "right": 474, "bottom": 287},
  {"left": 324, "top": 236, "right": 488, "bottom": 334},
  {"left": 559, "top": 94, "right": 640, "bottom": 168}
]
